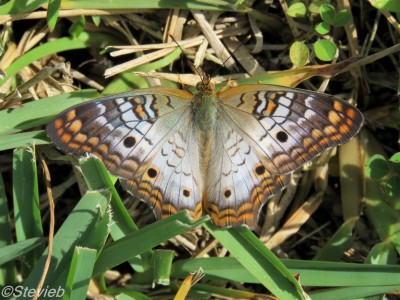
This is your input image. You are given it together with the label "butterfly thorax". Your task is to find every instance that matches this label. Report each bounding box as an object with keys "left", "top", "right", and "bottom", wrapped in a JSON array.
[{"left": 193, "top": 80, "right": 217, "bottom": 138}]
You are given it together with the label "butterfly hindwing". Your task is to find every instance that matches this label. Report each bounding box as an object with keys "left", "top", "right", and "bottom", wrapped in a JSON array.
[
  {"left": 218, "top": 84, "right": 363, "bottom": 175},
  {"left": 203, "top": 118, "right": 290, "bottom": 228},
  {"left": 121, "top": 120, "right": 203, "bottom": 221}
]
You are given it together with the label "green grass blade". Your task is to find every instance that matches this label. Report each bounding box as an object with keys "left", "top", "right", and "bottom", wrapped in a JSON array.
[
  {"left": 172, "top": 257, "right": 258, "bottom": 283},
  {"left": 47, "top": 0, "right": 62, "bottom": 31},
  {"left": 313, "top": 217, "right": 358, "bottom": 261},
  {"left": 0, "top": 237, "right": 45, "bottom": 265},
  {"left": 0, "top": 131, "right": 48, "bottom": 151},
  {"left": 182, "top": 282, "right": 266, "bottom": 299},
  {"left": 0, "top": 89, "right": 100, "bottom": 135},
  {"left": 115, "top": 294, "right": 136, "bottom": 300},
  {"left": 93, "top": 212, "right": 208, "bottom": 275},
  {"left": 23, "top": 190, "right": 111, "bottom": 291},
  {"left": 310, "top": 285, "right": 400, "bottom": 300},
  {"left": 172, "top": 257, "right": 400, "bottom": 286},
  {"left": 80, "top": 157, "right": 136, "bottom": 233},
  {"left": 203, "top": 223, "right": 305, "bottom": 300},
  {"left": 153, "top": 250, "right": 174, "bottom": 285},
  {"left": 287, "top": 260, "right": 400, "bottom": 287},
  {"left": 0, "top": 173, "right": 17, "bottom": 285},
  {"left": 64, "top": 247, "right": 97, "bottom": 300},
  {"left": 0, "top": 32, "right": 120, "bottom": 86},
  {"left": 12, "top": 147, "right": 44, "bottom": 276},
  {"left": 107, "top": 289, "right": 151, "bottom": 300},
  {"left": 60, "top": 0, "right": 240, "bottom": 11},
  {"left": 0, "top": 0, "right": 45, "bottom": 14},
  {"left": 79, "top": 157, "right": 152, "bottom": 272},
  {"left": 366, "top": 241, "right": 398, "bottom": 264}
]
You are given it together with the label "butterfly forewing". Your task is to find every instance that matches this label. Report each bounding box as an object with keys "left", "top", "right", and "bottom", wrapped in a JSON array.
[
  {"left": 218, "top": 84, "right": 363, "bottom": 176},
  {"left": 47, "top": 88, "right": 204, "bottom": 222},
  {"left": 46, "top": 88, "right": 194, "bottom": 179}
]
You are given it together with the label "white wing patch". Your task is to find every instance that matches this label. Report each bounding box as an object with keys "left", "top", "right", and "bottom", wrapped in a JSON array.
[
  {"left": 204, "top": 115, "right": 290, "bottom": 228},
  {"left": 121, "top": 118, "right": 203, "bottom": 221}
]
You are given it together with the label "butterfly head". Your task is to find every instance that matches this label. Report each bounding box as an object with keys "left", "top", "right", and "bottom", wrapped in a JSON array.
[{"left": 196, "top": 76, "right": 215, "bottom": 95}]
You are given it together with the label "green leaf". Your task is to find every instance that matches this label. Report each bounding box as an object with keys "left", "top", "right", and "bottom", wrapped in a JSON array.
[
  {"left": 369, "top": 0, "right": 400, "bottom": 13},
  {"left": 315, "top": 21, "right": 331, "bottom": 34},
  {"left": 320, "top": 4, "right": 337, "bottom": 25},
  {"left": 333, "top": 9, "right": 351, "bottom": 26},
  {"left": 389, "top": 152, "right": 400, "bottom": 163},
  {"left": 320, "top": 4, "right": 351, "bottom": 26},
  {"left": 309, "top": 0, "right": 331, "bottom": 14},
  {"left": 384, "top": 175, "right": 400, "bottom": 202},
  {"left": 289, "top": 41, "right": 310, "bottom": 67},
  {"left": 366, "top": 154, "right": 390, "bottom": 180},
  {"left": 287, "top": 2, "right": 307, "bottom": 18},
  {"left": 69, "top": 15, "right": 86, "bottom": 37},
  {"left": 389, "top": 152, "right": 400, "bottom": 174},
  {"left": 366, "top": 242, "right": 398, "bottom": 265},
  {"left": 313, "top": 39, "right": 337, "bottom": 61},
  {"left": 92, "top": 15, "right": 101, "bottom": 26},
  {"left": 47, "top": 0, "right": 61, "bottom": 31},
  {"left": 362, "top": 131, "right": 400, "bottom": 253}
]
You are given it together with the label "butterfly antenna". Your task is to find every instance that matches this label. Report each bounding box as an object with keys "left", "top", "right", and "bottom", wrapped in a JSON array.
[
  {"left": 209, "top": 35, "right": 251, "bottom": 79},
  {"left": 169, "top": 34, "right": 205, "bottom": 84}
]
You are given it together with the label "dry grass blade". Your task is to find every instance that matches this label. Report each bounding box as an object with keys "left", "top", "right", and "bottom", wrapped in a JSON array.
[
  {"left": 108, "top": 37, "right": 205, "bottom": 56},
  {"left": 264, "top": 192, "right": 324, "bottom": 249},
  {"left": 132, "top": 71, "right": 200, "bottom": 86},
  {"left": 35, "top": 151, "right": 55, "bottom": 300},
  {"left": 0, "top": 9, "right": 153, "bottom": 25},
  {"left": 191, "top": 10, "right": 236, "bottom": 70},
  {"left": 223, "top": 37, "right": 265, "bottom": 75},
  {"left": 105, "top": 47, "right": 176, "bottom": 77}
]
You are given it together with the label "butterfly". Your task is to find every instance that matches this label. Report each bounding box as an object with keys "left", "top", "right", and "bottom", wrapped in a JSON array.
[{"left": 46, "top": 78, "right": 363, "bottom": 229}]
